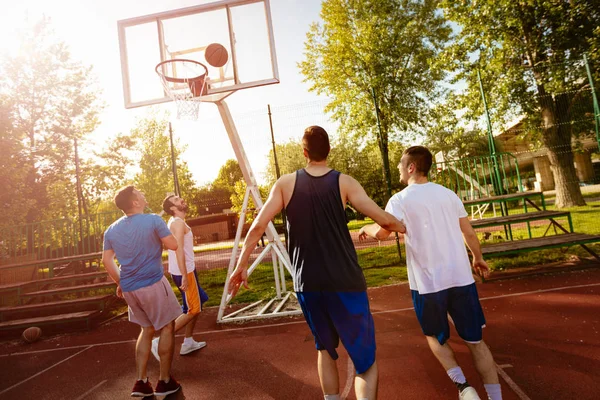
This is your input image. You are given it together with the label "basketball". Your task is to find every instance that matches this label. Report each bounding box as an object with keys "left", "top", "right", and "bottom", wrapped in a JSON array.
[
  {"left": 22, "top": 326, "right": 42, "bottom": 343},
  {"left": 205, "top": 43, "right": 229, "bottom": 68}
]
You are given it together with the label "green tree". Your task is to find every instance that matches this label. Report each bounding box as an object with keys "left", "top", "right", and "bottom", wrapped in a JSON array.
[
  {"left": 212, "top": 159, "right": 244, "bottom": 193},
  {"left": 0, "top": 98, "right": 34, "bottom": 225},
  {"left": 264, "top": 141, "right": 306, "bottom": 186},
  {"left": 230, "top": 181, "right": 269, "bottom": 223},
  {"left": 441, "top": 0, "right": 600, "bottom": 207},
  {"left": 300, "top": 0, "right": 451, "bottom": 202},
  {"left": 132, "top": 112, "right": 198, "bottom": 214},
  {"left": 1, "top": 17, "right": 104, "bottom": 221}
]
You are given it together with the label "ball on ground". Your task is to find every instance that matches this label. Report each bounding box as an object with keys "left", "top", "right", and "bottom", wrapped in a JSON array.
[
  {"left": 22, "top": 326, "right": 42, "bottom": 343},
  {"left": 205, "top": 43, "right": 229, "bottom": 68}
]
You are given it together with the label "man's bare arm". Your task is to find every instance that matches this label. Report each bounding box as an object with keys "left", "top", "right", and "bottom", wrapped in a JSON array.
[
  {"left": 342, "top": 175, "right": 405, "bottom": 235},
  {"left": 359, "top": 223, "right": 392, "bottom": 241},
  {"left": 228, "top": 181, "right": 285, "bottom": 297},
  {"left": 161, "top": 234, "right": 178, "bottom": 251},
  {"left": 102, "top": 249, "right": 123, "bottom": 297},
  {"left": 102, "top": 249, "right": 120, "bottom": 284},
  {"left": 459, "top": 217, "right": 490, "bottom": 278},
  {"left": 170, "top": 220, "right": 189, "bottom": 290}
]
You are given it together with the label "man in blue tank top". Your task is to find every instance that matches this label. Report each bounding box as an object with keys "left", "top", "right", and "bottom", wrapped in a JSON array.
[{"left": 228, "top": 126, "right": 406, "bottom": 400}]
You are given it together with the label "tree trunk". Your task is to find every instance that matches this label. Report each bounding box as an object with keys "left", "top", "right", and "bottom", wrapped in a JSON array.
[{"left": 539, "top": 95, "right": 586, "bottom": 208}]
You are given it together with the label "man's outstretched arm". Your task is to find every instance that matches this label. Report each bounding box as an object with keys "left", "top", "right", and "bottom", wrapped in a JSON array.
[
  {"left": 341, "top": 175, "right": 404, "bottom": 241},
  {"left": 459, "top": 217, "right": 490, "bottom": 278},
  {"left": 228, "top": 181, "right": 285, "bottom": 298}
]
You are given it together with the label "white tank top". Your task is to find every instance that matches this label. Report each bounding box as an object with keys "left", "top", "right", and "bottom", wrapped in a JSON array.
[{"left": 167, "top": 217, "right": 196, "bottom": 275}]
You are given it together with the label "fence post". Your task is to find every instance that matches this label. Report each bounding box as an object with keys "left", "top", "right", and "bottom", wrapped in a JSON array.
[{"left": 583, "top": 54, "right": 600, "bottom": 152}]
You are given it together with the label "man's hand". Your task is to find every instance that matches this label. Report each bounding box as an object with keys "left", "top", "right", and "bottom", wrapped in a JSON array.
[
  {"left": 116, "top": 285, "right": 123, "bottom": 298},
  {"left": 228, "top": 266, "right": 249, "bottom": 300},
  {"left": 473, "top": 258, "right": 490, "bottom": 278},
  {"left": 358, "top": 227, "right": 369, "bottom": 241},
  {"left": 179, "top": 275, "right": 188, "bottom": 292}
]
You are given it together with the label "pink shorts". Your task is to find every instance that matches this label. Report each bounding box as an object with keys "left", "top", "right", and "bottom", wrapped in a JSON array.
[{"left": 123, "top": 276, "right": 182, "bottom": 330}]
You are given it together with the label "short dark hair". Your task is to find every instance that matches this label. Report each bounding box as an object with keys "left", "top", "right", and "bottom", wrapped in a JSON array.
[
  {"left": 302, "top": 125, "right": 330, "bottom": 161},
  {"left": 114, "top": 186, "right": 137, "bottom": 212},
  {"left": 162, "top": 195, "right": 176, "bottom": 216},
  {"left": 403, "top": 146, "right": 433, "bottom": 176}
]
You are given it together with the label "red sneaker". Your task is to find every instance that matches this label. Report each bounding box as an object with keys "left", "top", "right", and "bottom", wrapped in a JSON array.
[
  {"left": 154, "top": 376, "right": 181, "bottom": 396},
  {"left": 131, "top": 378, "right": 153, "bottom": 397}
]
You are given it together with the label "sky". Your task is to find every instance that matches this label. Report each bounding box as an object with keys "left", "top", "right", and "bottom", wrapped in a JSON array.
[{"left": 0, "top": 0, "right": 336, "bottom": 186}]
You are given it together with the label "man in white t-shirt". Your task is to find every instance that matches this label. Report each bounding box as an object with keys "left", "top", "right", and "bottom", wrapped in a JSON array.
[
  {"left": 149, "top": 195, "right": 209, "bottom": 361},
  {"left": 359, "top": 146, "right": 502, "bottom": 400}
]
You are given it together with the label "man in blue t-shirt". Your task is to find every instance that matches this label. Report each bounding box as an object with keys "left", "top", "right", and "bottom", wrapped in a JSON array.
[{"left": 102, "top": 186, "right": 183, "bottom": 398}]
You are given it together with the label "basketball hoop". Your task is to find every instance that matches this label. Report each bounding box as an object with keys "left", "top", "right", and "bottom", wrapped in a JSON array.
[{"left": 155, "top": 59, "right": 209, "bottom": 120}]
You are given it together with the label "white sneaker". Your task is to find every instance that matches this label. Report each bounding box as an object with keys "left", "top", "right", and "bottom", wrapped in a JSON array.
[
  {"left": 180, "top": 340, "right": 207, "bottom": 355},
  {"left": 151, "top": 337, "right": 160, "bottom": 361},
  {"left": 459, "top": 386, "right": 481, "bottom": 400}
]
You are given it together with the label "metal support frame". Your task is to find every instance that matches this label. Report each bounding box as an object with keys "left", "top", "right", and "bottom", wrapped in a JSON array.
[{"left": 214, "top": 100, "right": 301, "bottom": 323}]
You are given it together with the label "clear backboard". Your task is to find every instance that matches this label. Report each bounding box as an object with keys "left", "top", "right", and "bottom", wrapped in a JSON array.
[{"left": 117, "top": 0, "right": 279, "bottom": 108}]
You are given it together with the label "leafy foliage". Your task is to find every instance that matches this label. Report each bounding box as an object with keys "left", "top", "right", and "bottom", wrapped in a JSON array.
[
  {"left": 300, "top": 0, "right": 451, "bottom": 200},
  {"left": 440, "top": 0, "right": 600, "bottom": 207}
]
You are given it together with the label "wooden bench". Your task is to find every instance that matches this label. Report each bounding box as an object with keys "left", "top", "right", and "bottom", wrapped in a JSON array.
[
  {"left": 20, "top": 282, "right": 117, "bottom": 304},
  {"left": 0, "top": 310, "right": 100, "bottom": 332},
  {"left": 0, "top": 271, "right": 109, "bottom": 297},
  {"left": 481, "top": 233, "right": 600, "bottom": 260},
  {"left": 0, "top": 295, "right": 115, "bottom": 322},
  {"left": 464, "top": 191, "right": 545, "bottom": 208},
  {"left": 470, "top": 210, "right": 571, "bottom": 230}
]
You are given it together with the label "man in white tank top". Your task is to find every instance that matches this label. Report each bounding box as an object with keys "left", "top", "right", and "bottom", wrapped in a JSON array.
[
  {"left": 149, "top": 195, "right": 208, "bottom": 361},
  {"left": 359, "top": 146, "right": 503, "bottom": 400}
]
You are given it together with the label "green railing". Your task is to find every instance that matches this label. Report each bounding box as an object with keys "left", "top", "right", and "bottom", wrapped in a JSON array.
[
  {"left": 430, "top": 152, "right": 523, "bottom": 200},
  {"left": 0, "top": 211, "right": 121, "bottom": 265}
]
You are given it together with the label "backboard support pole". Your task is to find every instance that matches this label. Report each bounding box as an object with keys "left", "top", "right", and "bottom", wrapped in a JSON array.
[{"left": 215, "top": 100, "right": 299, "bottom": 323}]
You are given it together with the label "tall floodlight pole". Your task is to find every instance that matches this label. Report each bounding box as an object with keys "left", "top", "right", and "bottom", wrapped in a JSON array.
[
  {"left": 168, "top": 122, "right": 181, "bottom": 196},
  {"left": 371, "top": 87, "right": 402, "bottom": 261},
  {"left": 267, "top": 104, "right": 288, "bottom": 247},
  {"left": 477, "top": 70, "right": 503, "bottom": 195},
  {"left": 584, "top": 54, "right": 600, "bottom": 152},
  {"left": 74, "top": 137, "right": 84, "bottom": 254}
]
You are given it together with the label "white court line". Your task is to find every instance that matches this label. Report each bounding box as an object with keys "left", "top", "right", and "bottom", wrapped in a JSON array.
[
  {"left": 340, "top": 357, "right": 354, "bottom": 399},
  {"left": 74, "top": 379, "right": 107, "bottom": 400},
  {"left": 496, "top": 364, "right": 532, "bottom": 400},
  {"left": 0, "top": 346, "right": 92, "bottom": 397},
  {"left": 2, "top": 281, "right": 600, "bottom": 359}
]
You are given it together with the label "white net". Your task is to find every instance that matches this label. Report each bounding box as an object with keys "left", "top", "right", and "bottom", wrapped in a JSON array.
[{"left": 156, "top": 59, "right": 208, "bottom": 120}]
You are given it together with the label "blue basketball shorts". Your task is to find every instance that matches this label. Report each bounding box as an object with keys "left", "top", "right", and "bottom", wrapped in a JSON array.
[
  {"left": 296, "top": 291, "right": 376, "bottom": 375},
  {"left": 171, "top": 270, "right": 209, "bottom": 314},
  {"left": 411, "top": 283, "right": 486, "bottom": 345}
]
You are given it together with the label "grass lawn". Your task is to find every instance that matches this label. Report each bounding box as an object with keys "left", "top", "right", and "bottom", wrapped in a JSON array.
[
  {"left": 157, "top": 199, "right": 600, "bottom": 308},
  {"left": 187, "top": 245, "right": 407, "bottom": 307}
]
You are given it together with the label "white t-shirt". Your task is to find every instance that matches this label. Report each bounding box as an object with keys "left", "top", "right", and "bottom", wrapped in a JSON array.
[
  {"left": 167, "top": 217, "right": 196, "bottom": 275},
  {"left": 385, "top": 182, "right": 474, "bottom": 294}
]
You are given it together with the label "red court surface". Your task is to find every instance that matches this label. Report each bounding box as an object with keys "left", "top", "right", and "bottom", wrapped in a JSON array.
[{"left": 1, "top": 267, "right": 599, "bottom": 399}]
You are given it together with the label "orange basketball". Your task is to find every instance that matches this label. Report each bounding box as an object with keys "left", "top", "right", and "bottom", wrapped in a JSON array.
[
  {"left": 22, "top": 326, "right": 42, "bottom": 343},
  {"left": 205, "top": 43, "right": 229, "bottom": 68}
]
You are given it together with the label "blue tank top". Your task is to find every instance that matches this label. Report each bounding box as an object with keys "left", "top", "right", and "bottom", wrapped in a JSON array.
[{"left": 285, "top": 169, "right": 366, "bottom": 292}]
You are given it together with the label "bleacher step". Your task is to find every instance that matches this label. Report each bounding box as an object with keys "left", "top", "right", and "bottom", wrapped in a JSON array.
[
  {"left": 481, "top": 233, "right": 600, "bottom": 257},
  {"left": 0, "top": 310, "right": 100, "bottom": 331},
  {"left": 0, "top": 295, "right": 115, "bottom": 322},
  {"left": 471, "top": 210, "right": 570, "bottom": 228}
]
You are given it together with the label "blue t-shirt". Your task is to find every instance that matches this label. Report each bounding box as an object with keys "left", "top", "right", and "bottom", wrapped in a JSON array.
[{"left": 103, "top": 213, "right": 172, "bottom": 292}]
